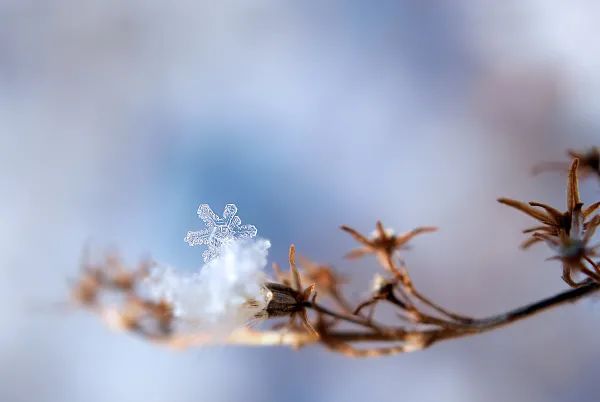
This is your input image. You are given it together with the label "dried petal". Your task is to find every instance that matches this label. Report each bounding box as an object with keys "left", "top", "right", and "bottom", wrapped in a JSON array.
[
  {"left": 289, "top": 244, "right": 302, "bottom": 292},
  {"left": 583, "top": 201, "right": 600, "bottom": 218},
  {"left": 376, "top": 221, "right": 387, "bottom": 239},
  {"left": 584, "top": 215, "right": 600, "bottom": 242},
  {"left": 523, "top": 226, "right": 556, "bottom": 234},
  {"left": 394, "top": 227, "right": 438, "bottom": 247},
  {"left": 498, "top": 198, "right": 554, "bottom": 225},
  {"left": 521, "top": 236, "right": 543, "bottom": 249},
  {"left": 340, "top": 225, "right": 373, "bottom": 247},
  {"left": 567, "top": 159, "right": 581, "bottom": 212},
  {"left": 344, "top": 247, "right": 371, "bottom": 260},
  {"left": 528, "top": 202, "right": 563, "bottom": 225}
]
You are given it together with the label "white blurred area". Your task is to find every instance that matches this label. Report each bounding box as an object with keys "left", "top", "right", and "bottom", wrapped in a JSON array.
[{"left": 1, "top": 1, "right": 600, "bottom": 401}]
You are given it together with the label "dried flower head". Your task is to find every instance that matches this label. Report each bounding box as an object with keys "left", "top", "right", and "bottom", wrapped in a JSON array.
[
  {"left": 263, "top": 245, "right": 317, "bottom": 335},
  {"left": 71, "top": 253, "right": 175, "bottom": 338},
  {"left": 71, "top": 253, "right": 151, "bottom": 305},
  {"left": 500, "top": 159, "right": 600, "bottom": 287},
  {"left": 499, "top": 159, "right": 600, "bottom": 249},
  {"left": 341, "top": 221, "right": 437, "bottom": 275}
]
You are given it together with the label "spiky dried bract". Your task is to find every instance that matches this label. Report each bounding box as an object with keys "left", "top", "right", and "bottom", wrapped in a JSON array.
[
  {"left": 266, "top": 245, "right": 318, "bottom": 336},
  {"left": 341, "top": 221, "right": 437, "bottom": 276}
]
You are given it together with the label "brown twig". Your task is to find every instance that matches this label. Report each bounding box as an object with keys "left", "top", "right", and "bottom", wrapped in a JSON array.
[{"left": 105, "top": 280, "right": 598, "bottom": 357}]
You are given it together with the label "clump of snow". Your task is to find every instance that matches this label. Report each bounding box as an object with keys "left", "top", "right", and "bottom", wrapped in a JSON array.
[{"left": 144, "top": 239, "right": 271, "bottom": 336}]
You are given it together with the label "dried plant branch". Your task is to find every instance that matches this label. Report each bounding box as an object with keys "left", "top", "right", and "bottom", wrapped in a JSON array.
[
  {"left": 93, "top": 278, "right": 599, "bottom": 357},
  {"left": 69, "top": 151, "right": 600, "bottom": 358}
]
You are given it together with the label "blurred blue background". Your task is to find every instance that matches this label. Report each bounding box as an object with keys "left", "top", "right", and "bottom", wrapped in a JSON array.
[{"left": 2, "top": 1, "right": 600, "bottom": 401}]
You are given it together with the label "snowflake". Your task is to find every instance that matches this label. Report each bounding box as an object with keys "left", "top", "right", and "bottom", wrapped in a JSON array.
[{"left": 184, "top": 203, "right": 258, "bottom": 262}]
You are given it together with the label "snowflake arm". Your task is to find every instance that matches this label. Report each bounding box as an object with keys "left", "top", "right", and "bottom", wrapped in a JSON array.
[
  {"left": 222, "top": 204, "right": 238, "bottom": 226},
  {"left": 184, "top": 229, "right": 211, "bottom": 246},
  {"left": 234, "top": 224, "right": 258, "bottom": 239},
  {"left": 197, "top": 204, "right": 219, "bottom": 228}
]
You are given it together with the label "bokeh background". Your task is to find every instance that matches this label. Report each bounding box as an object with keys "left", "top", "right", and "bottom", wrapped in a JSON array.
[{"left": 2, "top": 1, "right": 600, "bottom": 401}]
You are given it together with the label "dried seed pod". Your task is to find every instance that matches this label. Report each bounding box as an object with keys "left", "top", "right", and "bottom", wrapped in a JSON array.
[{"left": 262, "top": 282, "right": 306, "bottom": 318}]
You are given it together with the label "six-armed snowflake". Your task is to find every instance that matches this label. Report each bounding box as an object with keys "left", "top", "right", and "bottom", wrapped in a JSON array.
[{"left": 184, "top": 204, "right": 258, "bottom": 261}]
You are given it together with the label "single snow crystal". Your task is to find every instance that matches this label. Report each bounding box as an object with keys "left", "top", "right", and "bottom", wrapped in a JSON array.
[{"left": 184, "top": 204, "right": 258, "bottom": 261}]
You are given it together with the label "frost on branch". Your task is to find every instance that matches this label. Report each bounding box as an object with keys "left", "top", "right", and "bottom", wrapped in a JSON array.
[{"left": 184, "top": 204, "right": 258, "bottom": 262}]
